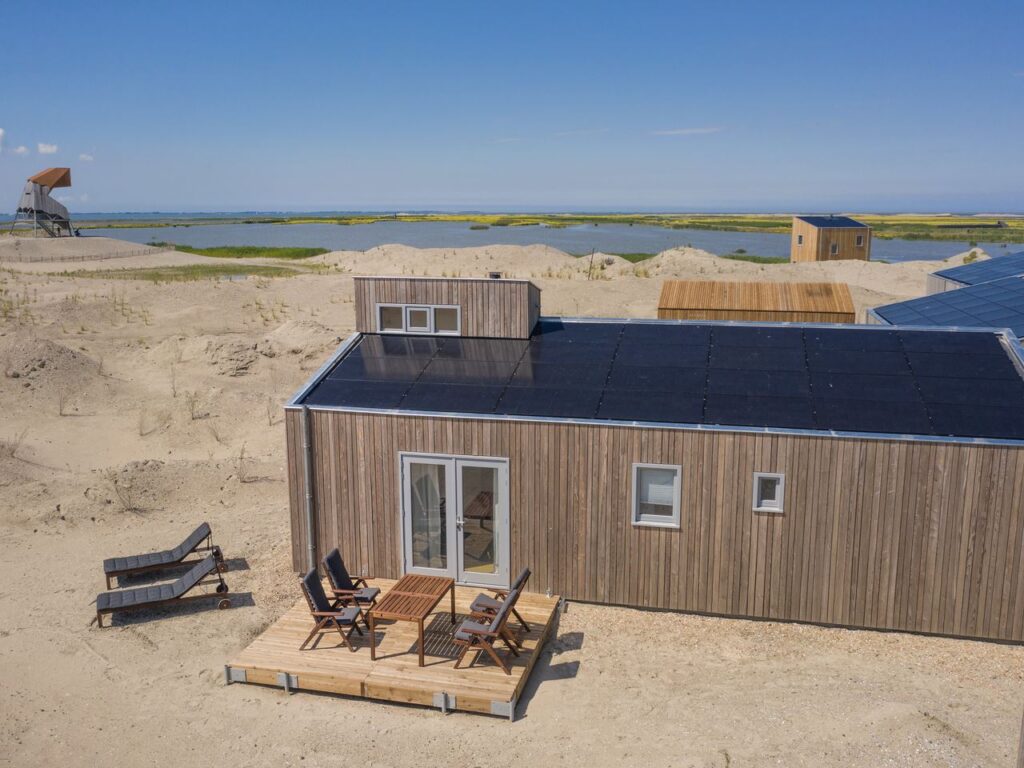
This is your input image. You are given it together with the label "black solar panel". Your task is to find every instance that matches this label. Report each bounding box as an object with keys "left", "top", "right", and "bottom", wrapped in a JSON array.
[
  {"left": 300, "top": 322, "right": 1024, "bottom": 440},
  {"left": 796, "top": 215, "right": 867, "bottom": 228},
  {"left": 873, "top": 276, "right": 1024, "bottom": 337},
  {"left": 933, "top": 250, "right": 1024, "bottom": 286}
]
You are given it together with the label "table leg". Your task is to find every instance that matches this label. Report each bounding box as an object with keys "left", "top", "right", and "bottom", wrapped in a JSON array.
[
  {"left": 369, "top": 612, "right": 376, "bottom": 661},
  {"left": 450, "top": 583, "right": 456, "bottom": 624},
  {"left": 418, "top": 618, "right": 425, "bottom": 667}
]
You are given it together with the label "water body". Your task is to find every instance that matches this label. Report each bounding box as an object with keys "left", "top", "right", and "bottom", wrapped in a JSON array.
[{"left": 85, "top": 220, "right": 1016, "bottom": 263}]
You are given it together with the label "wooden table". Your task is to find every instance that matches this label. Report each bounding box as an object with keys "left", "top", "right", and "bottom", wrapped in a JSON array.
[{"left": 368, "top": 573, "right": 456, "bottom": 667}]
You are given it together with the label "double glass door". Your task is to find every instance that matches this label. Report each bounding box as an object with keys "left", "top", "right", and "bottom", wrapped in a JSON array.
[{"left": 400, "top": 454, "right": 509, "bottom": 588}]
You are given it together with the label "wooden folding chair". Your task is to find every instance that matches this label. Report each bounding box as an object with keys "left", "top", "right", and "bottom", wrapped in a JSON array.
[
  {"left": 453, "top": 587, "right": 522, "bottom": 675},
  {"left": 298, "top": 569, "right": 364, "bottom": 652}
]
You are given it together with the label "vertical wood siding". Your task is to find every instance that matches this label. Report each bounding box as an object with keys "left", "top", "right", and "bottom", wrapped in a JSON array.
[
  {"left": 790, "top": 218, "right": 872, "bottom": 262},
  {"left": 353, "top": 277, "right": 539, "bottom": 338},
  {"left": 656, "top": 280, "right": 856, "bottom": 323},
  {"left": 286, "top": 409, "right": 1024, "bottom": 642}
]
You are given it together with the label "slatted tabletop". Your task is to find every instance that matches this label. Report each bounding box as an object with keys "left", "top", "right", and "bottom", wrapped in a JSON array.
[{"left": 369, "top": 573, "right": 455, "bottom": 666}]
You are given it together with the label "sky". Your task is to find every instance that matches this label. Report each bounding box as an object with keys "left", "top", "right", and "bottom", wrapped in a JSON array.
[{"left": 1, "top": 1, "right": 1022, "bottom": 213}]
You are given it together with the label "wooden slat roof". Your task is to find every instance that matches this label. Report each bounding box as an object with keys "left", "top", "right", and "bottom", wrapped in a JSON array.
[
  {"left": 28, "top": 167, "right": 71, "bottom": 189},
  {"left": 657, "top": 280, "right": 855, "bottom": 314}
]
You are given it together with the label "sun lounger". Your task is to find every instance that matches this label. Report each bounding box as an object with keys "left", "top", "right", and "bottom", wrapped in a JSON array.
[
  {"left": 95, "top": 554, "right": 229, "bottom": 627},
  {"left": 453, "top": 587, "right": 523, "bottom": 675},
  {"left": 322, "top": 548, "right": 380, "bottom": 619},
  {"left": 469, "top": 567, "right": 531, "bottom": 631},
  {"left": 299, "top": 568, "right": 364, "bottom": 651},
  {"left": 102, "top": 522, "right": 224, "bottom": 589}
]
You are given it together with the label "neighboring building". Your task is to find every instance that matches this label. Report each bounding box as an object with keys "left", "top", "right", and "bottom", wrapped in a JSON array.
[
  {"left": 10, "top": 167, "right": 76, "bottom": 238},
  {"left": 869, "top": 274, "right": 1024, "bottom": 338},
  {"left": 790, "top": 215, "right": 871, "bottom": 262},
  {"left": 286, "top": 276, "right": 1024, "bottom": 643},
  {"left": 657, "top": 280, "right": 855, "bottom": 323},
  {"left": 927, "top": 250, "right": 1024, "bottom": 294}
]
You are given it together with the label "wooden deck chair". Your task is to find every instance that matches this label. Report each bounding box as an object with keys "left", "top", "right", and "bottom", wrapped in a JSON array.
[
  {"left": 469, "top": 567, "right": 531, "bottom": 632},
  {"left": 298, "top": 569, "right": 363, "bottom": 652},
  {"left": 95, "top": 554, "right": 229, "bottom": 627},
  {"left": 102, "top": 522, "right": 224, "bottom": 589},
  {"left": 322, "top": 548, "right": 380, "bottom": 621},
  {"left": 453, "top": 587, "right": 523, "bottom": 675}
]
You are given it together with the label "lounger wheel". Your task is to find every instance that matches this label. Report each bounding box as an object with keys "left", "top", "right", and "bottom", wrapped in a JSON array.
[
  {"left": 216, "top": 582, "right": 229, "bottom": 594},
  {"left": 218, "top": 598, "right": 231, "bottom": 610}
]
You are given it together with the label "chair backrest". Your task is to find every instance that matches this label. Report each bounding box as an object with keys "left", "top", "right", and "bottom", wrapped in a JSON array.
[
  {"left": 322, "top": 547, "right": 356, "bottom": 591},
  {"left": 300, "top": 569, "right": 332, "bottom": 614},
  {"left": 172, "top": 554, "right": 216, "bottom": 597},
  {"left": 511, "top": 567, "right": 531, "bottom": 593},
  {"left": 487, "top": 587, "right": 519, "bottom": 634},
  {"left": 171, "top": 522, "right": 211, "bottom": 559}
]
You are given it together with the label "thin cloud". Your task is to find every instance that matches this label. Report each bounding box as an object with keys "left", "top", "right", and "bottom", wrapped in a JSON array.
[
  {"left": 79, "top": 153, "right": 94, "bottom": 162},
  {"left": 651, "top": 127, "right": 724, "bottom": 137},
  {"left": 38, "top": 142, "right": 59, "bottom": 154},
  {"left": 13, "top": 145, "right": 28, "bottom": 155},
  {"left": 553, "top": 127, "right": 609, "bottom": 138}
]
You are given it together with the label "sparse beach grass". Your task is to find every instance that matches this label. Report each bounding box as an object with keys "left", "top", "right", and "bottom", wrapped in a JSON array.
[
  {"left": 60, "top": 264, "right": 298, "bottom": 282},
  {"left": 147, "top": 243, "right": 328, "bottom": 260}
]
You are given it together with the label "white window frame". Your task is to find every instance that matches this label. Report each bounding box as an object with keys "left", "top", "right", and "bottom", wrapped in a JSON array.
[
  {"left": 631, "top": 462, "right": 681, "bottom": 529},
  {"left": 375, "top": 303, "right": 461, "bottom": 336},
  {"left": 830, "top": 242, "right": 839, "bottom": 256},
  {"left": 856, "top": 234, "right": 865, "bottom": 247},
  {"left": 752, "top": 472, "right": 785, "bottom": 513}
]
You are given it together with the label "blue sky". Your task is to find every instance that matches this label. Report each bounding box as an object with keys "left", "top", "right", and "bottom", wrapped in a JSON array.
[{"left": 1, "top": 1, "right": 1022, "bottom": 212}]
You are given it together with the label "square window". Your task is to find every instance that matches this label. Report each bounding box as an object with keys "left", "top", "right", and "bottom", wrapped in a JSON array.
[
  {"left": 753, "top": 472, "right": 785, "bottom": 513},
  {"left": 378, "top": 305, "right": 404, "bottom": 332},
  {"left": 406, "top": 307, "right": 431, "bottom": 333},
  {"left": 830, "top": 242, "right": 839, "bottom": 256},
  {"left": 632, "top": 463, "right": 681, "bottom": 528},
  {"left": 433, "top": 306, "right": 460, "bottom": 334}
]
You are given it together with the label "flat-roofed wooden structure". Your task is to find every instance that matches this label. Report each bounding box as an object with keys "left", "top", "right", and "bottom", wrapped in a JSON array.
[
  {"left": 226, "top": 578, "right": 560, "bottom": 719},
  {"left": 354, "top": 276, "right": 541, "bottom": 339},
  {"left": 657, "top": 280, "right": 856, "bottom": 323},
  {"left": 790, "top": 215, "right": 871, "bottom": 262}
]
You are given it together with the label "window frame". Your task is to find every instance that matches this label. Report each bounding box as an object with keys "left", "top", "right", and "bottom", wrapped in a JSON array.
[
  {"left": 631, "top": 462, "right": 682, "bottom": 529},
  {"left": 855, "top": 234, "right": 865, "bottom": 247},
  {"left": 830, "top": 242, "right": 840, "bottom": 256},
  {"left": 796, "top": 234, "right": 804, "bottom": 246},
  {"left": 752, "top": 472, "right": 785, "bottom": 514},
  {"left": 375, "top": 303, "right": 461, "bottom": 336}
]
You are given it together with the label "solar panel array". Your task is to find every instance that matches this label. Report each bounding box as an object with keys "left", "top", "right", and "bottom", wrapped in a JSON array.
[
  {"left": 796, "top": 215, "right": 867, "bottom": 229},
  {"left": 301, "top": 320, "right": 1024, "bottom": 440},
  {"left": 873, "top": 276, "right": 1024, "bottom": 338},
  {"left": 933, "top": 250, "right": 1024, "bottom": 286}
]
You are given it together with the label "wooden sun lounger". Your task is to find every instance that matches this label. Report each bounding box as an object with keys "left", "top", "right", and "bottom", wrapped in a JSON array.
[
  {"left": 95, "top": 554, "right": 230, "bottom": 627},
  {"left": 102, "top": 522, "right": 224, "bottom": 589}
]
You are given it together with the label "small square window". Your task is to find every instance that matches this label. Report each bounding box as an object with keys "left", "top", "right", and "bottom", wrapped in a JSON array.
[
  {"left": 753, "top": 472, "right": 784, "bottom": 513},
  {"left": 856, "top": 234, "right": 865, "bottom": 247},
  {"left": 379, "top": 305, "right": 404, "bottom": 332},
  {"left": 406, "top": 307, "right": 431, "bottom": 333},
  {"left": 434, "top": 306, "right": 460, "bottom": 334},
  {"left": 632, "top": 463, "right": 681, "bottom": 528},
  {"left": 797, "top": 234, "right": 804, "bottom": 246},
  {"left": 830, "top": 242, "right": 839, "bottom": 256}
]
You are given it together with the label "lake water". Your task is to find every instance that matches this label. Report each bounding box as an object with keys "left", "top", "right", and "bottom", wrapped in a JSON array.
[{"left": 84, "top": 221, "right": 1016, "bottom": 263}]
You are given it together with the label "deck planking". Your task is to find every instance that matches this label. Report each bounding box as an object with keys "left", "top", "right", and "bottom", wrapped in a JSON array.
[{"left": 226, "top": 579, "right": 560, "bottom": 718}]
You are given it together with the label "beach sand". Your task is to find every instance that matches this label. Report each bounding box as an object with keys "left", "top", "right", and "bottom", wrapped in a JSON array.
[{"left": 1, "top": 237, "right": 1019, "bottom": 767}]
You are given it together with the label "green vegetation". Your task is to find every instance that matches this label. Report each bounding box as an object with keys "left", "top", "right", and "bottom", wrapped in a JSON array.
[
  {"left": 61, "top": 264, "right": 298, "bottom": 282},
  {"left": 721, "top": 253, "right": 788, "bottom": 264},
  {"left": 75, "top": 212, "right": 1024, "bottom": 245},
  {"left": 147, "top": 243, "right": 327, "bottom": 260}
]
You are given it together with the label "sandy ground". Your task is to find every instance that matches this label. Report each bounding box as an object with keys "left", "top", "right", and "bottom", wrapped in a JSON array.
[{"left": 1, "top": 236, "right": 1020, "bottom": 768}]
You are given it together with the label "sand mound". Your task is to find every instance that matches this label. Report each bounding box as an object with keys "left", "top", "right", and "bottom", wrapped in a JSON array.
[
  {"left": 0, "top": 236, "right": 165, "bottom": 263},
  {"left": 318, "top": 243, "right": 584, "bottom": 279},
  {"left": 266, "top": 319, "right": 342, "bottom": 355},
  {"left": 0, "top": 334, "right": 99, "bottom": 390}
]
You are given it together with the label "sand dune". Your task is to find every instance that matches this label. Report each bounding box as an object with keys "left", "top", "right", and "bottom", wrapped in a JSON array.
[{"left": 1, "top": 237, "right": 1019, "bottom": 768}]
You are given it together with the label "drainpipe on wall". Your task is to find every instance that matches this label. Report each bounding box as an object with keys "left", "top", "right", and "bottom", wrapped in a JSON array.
[{"left": 301, "top": 405, "right": 317, "bottom": 573}]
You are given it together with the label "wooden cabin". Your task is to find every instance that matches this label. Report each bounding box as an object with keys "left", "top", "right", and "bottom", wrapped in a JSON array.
[
  {"left": 790, "top": 215, "right": 871, "bottom": 262},
  {"left": 657, "top": 280, "right": 856, "bottom": 324},
  {"left": 285, "top": 276, "right": 1024, "bottom": 643}
]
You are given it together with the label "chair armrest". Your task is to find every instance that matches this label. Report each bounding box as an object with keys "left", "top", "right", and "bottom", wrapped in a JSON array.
[
  {"left": 330, "top": 588, "right": 360, "bottom": 596},
  {"left": 486, "top": 588, "right": 509, "bottom": 599},
  {"left": 459, "top": 623, "right": 498, "bottom": 638},
  {"left": 312, "top": 610, "right": 347, "bottom": 618},
  {"left": 353, "top": 577, "right": 371, "bottom": 588}
]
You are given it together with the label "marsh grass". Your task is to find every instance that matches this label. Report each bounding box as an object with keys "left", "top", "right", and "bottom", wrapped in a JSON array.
[
  {"left": 171, "top": 245, "right": 328, "bottom": 260},
  {"left": 721, "top": 253, "right": 788, "bottom": 264},
  {"left": 63, "top": 264, "right": 298, "bottom": 282}
]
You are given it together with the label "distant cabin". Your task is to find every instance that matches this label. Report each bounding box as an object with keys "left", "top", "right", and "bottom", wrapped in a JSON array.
[
  {"left": 657, "top": 280, "right": 855, "bottom": 324},
  {"left": 790, "top": 215, "right": 871, "bottom": 262}
]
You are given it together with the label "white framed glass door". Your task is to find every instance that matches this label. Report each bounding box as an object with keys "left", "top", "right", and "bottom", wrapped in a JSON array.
[{"left": 400, "top": 453, "right": 509, "bottom": 588}]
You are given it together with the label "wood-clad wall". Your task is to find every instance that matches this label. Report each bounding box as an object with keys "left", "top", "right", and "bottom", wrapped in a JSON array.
[
  {"left": 926, "top": 273, "right": 964, "bottom": 295},
  {"left": 791, "top": 219, "right": 872, "bottom": 262},
  {"left": 657, "top": 280, "right": 856, "bottom": 324},
  {"left": 286, "top": 408, "right": 1024, "bottom": 642},
  {"left": 353, "top": 277, "right": 540, "bottom": 339}
]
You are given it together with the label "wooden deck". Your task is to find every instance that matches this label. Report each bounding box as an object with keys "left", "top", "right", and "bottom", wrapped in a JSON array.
[{"left": 226, "top": 579, "right": 560, "bottom": 719}]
